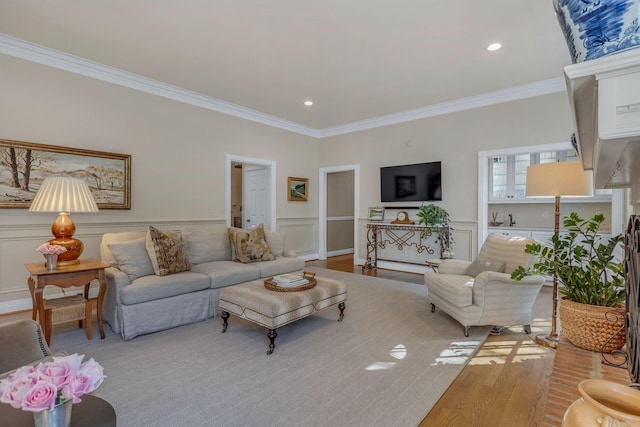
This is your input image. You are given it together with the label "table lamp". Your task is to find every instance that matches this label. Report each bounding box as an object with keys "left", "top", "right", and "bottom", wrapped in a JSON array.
[
  {"left": 526, "top": 161, "right": 593, "bottom": 349},
  {"left": 29, "top": 176, "right": 99, "bottom": 265}
]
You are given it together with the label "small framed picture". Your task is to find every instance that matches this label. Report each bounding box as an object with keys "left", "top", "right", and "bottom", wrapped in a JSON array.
[
  {"left": 368, "top": 207, "right": 385, "bottom": 221},
  {"left": 288, "top": 177, "right": 308, "bottom": 202}
]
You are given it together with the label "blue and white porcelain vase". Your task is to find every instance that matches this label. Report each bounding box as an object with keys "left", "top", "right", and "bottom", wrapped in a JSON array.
[{"left": 553, "top": 0, "right": 640, "bottom": 63}]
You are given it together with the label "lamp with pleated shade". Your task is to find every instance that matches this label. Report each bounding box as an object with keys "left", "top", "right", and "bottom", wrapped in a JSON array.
[
  {"left": 29, "top": 177, "right": 99, "bottom": 265},
  {"left": 525, "top": 161, "right": 594, "bottom": 349}
]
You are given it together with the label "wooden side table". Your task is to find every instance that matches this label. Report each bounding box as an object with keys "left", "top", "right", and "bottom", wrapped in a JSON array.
[{"left": 25, "top": 258, "right": 109, "bottom": 345}]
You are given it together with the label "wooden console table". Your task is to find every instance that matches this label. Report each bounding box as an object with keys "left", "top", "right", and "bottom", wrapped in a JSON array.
[
  {"left": 363, "top": 223, "right": 448, "bottom": 271},
  {"left": 25, "top": 258, "right": 109, "bottom": 344}
]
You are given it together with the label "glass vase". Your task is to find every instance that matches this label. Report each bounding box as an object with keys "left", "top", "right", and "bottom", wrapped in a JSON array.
[{"left": 33, "top": 400, "right": 72, "bottom": 427}]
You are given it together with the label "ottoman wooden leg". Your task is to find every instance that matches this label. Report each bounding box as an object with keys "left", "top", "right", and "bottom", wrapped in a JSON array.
[
  {"left": 221, "top": 311, "right": 229, "bottom": 333},
  {"left": 267, "top": 329, "right": 277, "bottom": 355},
  {"left": 338, "top": 302, "right": 346, "bottom": 321}
]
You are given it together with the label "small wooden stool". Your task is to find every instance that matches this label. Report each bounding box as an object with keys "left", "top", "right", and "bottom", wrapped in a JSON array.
[{"left": 42, "top": 294, "right": 93, "bottom": 344}]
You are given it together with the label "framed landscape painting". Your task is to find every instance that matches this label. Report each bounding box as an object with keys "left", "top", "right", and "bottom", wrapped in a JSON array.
[
  {"left": 288, "top": 177, "right": 308, "bottom": 202},
  {"left": 0, "top": 139, "right": 131, "bottom": 209}
]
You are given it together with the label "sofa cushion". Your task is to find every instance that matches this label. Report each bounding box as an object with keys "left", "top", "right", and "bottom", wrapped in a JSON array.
[
  {"left": 426, "top": 274, "right": 474, "bottom": 307},
  {"left": 108, "top": 238, "right": 155, "bottom": 281},
  {"left": 181, "top": 228, "right": 231, "bottom": 264},
  {"left": 146, "top": 226, "right": 190, "bottom": 276},
  {"left": 119, "top": 271, "right": 211, "bottom": 305},
  {"left": 254, "top": 257, "right": 305, "bottom": 278},
  {"left": 264, "top": 230, "right": 286, "bottom": 257},
  {"left": 101, "top": 231, "right": 147, "bottom": 267},
  {"left": 190, "top": 261, "right": 261, "bottom": 289},
  {"left": 465, "top": 259, "right": 505, "bottom": 277},
  {"left": 228, "top": 224, "right": 275, "bottom": 263}
]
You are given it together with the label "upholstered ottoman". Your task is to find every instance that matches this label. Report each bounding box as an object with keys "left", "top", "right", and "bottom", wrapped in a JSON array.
[{"left": 219, "top": 276, "right": 347, "bottom": 354}]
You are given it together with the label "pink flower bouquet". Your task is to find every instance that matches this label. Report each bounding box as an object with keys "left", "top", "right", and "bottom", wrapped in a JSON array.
[
  {"left": 36, "top": 242, "right": 67, "bottom": 256},
  {"left": 0, "top": 353, "right": 105, "bottom": 412}
]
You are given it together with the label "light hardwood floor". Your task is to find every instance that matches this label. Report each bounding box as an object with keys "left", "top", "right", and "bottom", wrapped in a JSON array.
[
  {"left": 306, "top": 254, "right": 556, "bottom": 427},
  {"left": 1, "top": 255, "right": 556, "bottom": 426}
]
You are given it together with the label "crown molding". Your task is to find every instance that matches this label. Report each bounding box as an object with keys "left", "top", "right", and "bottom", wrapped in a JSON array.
[
  {"left": 0, "top": 33, "right": 565, "bottom": 139},
  {"left": 317, "top": 77, "right": 567, "bottom": 138},
  {"left": 0, "top": 33, "right": 320, "bottom": 138}
]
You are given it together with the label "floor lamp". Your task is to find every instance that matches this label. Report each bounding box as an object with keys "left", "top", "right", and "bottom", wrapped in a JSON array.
[
  {"left": 29, "top": 176, "right": 99, "bottom": 265},
  {"left": 525, "top": 161, "right": 593, "bottom": 349}
]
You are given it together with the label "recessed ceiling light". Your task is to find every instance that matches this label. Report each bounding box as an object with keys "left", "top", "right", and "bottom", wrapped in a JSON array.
[
  {"left": 304, "top": 100, "right": 313, "bottom": 106},
  {"left": 487, "top": 43, "right": 502, "bottom": 52}
]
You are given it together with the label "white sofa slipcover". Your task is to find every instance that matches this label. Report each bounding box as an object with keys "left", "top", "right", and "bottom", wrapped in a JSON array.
[{"left": 100, "top": 226, "right": 305, "bottom": 340}]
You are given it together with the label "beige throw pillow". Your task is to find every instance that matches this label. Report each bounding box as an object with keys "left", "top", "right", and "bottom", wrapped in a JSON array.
[
  {"left": 465, "top": 259, "right": 506, "bottom": 277},
  {"left": 228, "top": 223, "right": 275, "bottom": 263},
  {"left": 146, "top": 226, "right": 190, "bottom": 276},
  {"left": 108, "top": 237, "right": 155, "bottom": 281}
]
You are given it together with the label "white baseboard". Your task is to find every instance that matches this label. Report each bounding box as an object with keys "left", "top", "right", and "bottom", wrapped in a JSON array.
[
  {"left": 327, "top": 248, "right": 354, "bottom": 257},
  {"left": 355, "top": 258, "right": 428, "bottom": 275}
]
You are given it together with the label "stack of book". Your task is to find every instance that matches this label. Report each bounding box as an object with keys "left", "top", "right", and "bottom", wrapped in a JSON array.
[{"left": 272, "top": 273, "right": 309, "bottom": 287}]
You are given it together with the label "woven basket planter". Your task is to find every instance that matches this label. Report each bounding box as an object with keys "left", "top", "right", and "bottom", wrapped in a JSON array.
[{"left": 559, "top": 297, "right": 626, "bottom": 353}]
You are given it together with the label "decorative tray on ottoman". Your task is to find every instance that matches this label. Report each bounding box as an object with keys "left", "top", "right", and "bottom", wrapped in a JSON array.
[{"left": 264, "top": 272, "right": 317, "bottom": 292}]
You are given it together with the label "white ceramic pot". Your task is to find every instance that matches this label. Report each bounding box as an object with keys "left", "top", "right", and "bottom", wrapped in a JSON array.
[
  {"left": 553, "top": 0, "right": 640, "bottom": 63},
  {"left": 562, "top": 379, "right": 640, "bottom": 426}
]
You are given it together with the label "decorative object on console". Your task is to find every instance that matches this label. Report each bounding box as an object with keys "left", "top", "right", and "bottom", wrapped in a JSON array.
[
  {"left": 367, "top": 207, "right": 385, "bottom": 221},
  {"left": 416, "top": 203, "right": 452, "bottom": 256},
  {"left": 489, "top": 211, "right": 503, "bottom": 227},
  {"left": 391, "top": 211, "right": 414, "bottom": 224},
  {"left": 287, "top": 177, "right": 308, "bottom": 202},
  {"left": 515, "top": 161, "right": 594, "bottom": 349},
  {"left": 512, "top": 213, "right": 625, "bottom": 353},
  {"left": 553, "top": 0, "right": 640, "bottom": 63},
  {"left": 29, "top": 177, "right": 99, "bottom": 266}
]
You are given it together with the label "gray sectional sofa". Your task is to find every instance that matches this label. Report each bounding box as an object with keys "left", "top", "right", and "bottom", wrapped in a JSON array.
[{"left": 100, "top": 226, "right": 305, "bottom": 340}]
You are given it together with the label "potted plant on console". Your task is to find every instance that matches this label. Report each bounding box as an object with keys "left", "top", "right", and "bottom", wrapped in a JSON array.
[
  {"left": 416, "top": 203, "right": 453, "bottom": 259},
  {"left": 511, "top": 212, "right": 625, "bottom": 352}
]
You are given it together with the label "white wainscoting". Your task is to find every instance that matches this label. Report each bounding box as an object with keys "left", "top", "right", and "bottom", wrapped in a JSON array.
[{"left": 276, "top": 217, "right": 318, "bottom": 260}]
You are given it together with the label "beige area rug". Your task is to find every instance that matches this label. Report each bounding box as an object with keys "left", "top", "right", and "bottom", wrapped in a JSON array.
[{"left": 48, "top": 267, "right": 490, "bottom": 427}]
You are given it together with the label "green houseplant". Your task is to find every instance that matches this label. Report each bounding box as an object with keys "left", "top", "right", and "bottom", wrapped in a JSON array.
[
  {"left": 511, "top": 212, "right": 625, "bottom": 352},
  {"left": 416, "top": 203, "right": 453, "bottom": 258}
]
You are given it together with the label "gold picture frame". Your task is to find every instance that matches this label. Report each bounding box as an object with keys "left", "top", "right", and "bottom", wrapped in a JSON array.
[
  {"left": 0, "top": 138, "right": 131, "bottom": 209},
  {"left": 368, "top": 207, "right": 385, "bottom": 221},
  {"left": 288, "top": 177, "right": 308, "bottom": 202}
]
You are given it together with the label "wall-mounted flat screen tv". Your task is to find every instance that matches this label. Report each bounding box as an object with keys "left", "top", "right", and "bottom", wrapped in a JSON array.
[{"left": 380, "top": 161, "right": 442, "bottom": 203}]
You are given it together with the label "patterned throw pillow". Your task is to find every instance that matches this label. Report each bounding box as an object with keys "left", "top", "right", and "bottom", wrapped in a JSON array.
[
  {"left": 465, "top": 258, "right": 506, "bottom": 277},
  {"left": 146, "top": 226, "right": 190, "bottom": 276},
  {"left": 228, "top": 223, "right": 275, "bottom": 263}
]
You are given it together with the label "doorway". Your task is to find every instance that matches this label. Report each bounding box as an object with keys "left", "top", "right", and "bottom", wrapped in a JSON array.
[
  {"left": 318, "top": 164, "right": 360, "bottom": 263},
  {"left": 225, "top": 154, "right": 276, "bottom": 231}
]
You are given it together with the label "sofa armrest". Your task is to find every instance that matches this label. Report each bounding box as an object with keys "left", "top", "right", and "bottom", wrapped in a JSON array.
[
  {"left": 437, "top": 259, "right": 472, "bottom": 275},
  {"left": 283, "top": 249, "right": 297, "bottom": 258},
  {"left": 105, "top": 267, "right": 131, "bottom": 303},
  {"left": 472, "top": 271, "right": 545, "bottom": 306}
]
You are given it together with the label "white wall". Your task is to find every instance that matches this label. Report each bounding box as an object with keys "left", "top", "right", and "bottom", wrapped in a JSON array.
[
  {"left": 0, "top": 55, "right": 320, "bottom": 311},
  {"left": 0, "top": 53, "right": 576, "bottom": 312}
]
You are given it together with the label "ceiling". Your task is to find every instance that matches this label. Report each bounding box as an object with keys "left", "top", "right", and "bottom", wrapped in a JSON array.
[{"left": 0, "top": 1, "right": 572, "bottom": 134}]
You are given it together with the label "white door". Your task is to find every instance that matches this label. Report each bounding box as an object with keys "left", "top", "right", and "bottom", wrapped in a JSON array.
[{"left": 243, "top": 166, "right": 270, "bottom": 229}]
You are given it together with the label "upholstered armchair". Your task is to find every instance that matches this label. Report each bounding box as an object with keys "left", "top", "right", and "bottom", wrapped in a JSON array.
[
  {"left": 424, "top": 233, "right": 545, "bottom": 336},
  {"left": 0, "top": 319, "right": 60, "bottom": 379}
]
